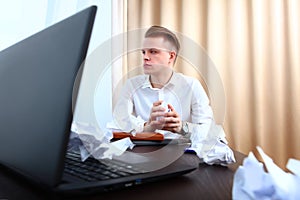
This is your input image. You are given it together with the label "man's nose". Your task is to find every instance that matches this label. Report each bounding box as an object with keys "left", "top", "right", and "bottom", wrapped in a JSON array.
[{"left": 143, "top": 52, "right": 150, "bottom": 60}]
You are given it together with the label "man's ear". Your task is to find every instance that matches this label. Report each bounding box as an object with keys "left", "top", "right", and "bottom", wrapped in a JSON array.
[{"left": 169, "top": 51, "right": 176, "bottom": 61}]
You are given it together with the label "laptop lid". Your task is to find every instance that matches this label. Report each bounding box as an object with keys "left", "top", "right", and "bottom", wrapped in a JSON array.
[{"left": 0, "top": 6, "right": 96, "bottom": 187}]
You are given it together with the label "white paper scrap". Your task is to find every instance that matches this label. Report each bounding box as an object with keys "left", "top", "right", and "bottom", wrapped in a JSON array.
[
  {"left": 232, "top": 146, "right": 300, "bottom": 200},
  {"left": 287, "top": 158, "right": 300, "bottom": 177},
  {"left": 186, "top": 122, "right": 236, "bottom": 166},
  {"left": 70, "top": 121, "right": 135, "bottom": 161}
]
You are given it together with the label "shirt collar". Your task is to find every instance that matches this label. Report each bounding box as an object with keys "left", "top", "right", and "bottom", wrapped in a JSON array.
[
  {"left": 167, "top": 71, "right": 179, "bottom": 87},
  {"left": 142, "top": 75, "right": 152, "bottom": 89},
  {"left": 141, "top": 71, "right": 178, "bottom": 89}
]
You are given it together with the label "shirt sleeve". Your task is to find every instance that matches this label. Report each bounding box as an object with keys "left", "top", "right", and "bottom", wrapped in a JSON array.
[
  {"left": 190, "top": 78, "right": 214, "bottom": 124},
  {"left": 183, "top": 78, "right": 214, "bottom": 140},
  {"left": 111, "top": 79, "right": 145, "bottom": 133}
]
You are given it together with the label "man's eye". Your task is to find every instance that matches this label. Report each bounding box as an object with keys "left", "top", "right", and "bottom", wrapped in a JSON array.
[
  {"left": 150, "top": 50, "right": 157, "bottom": 54},
  {"left": 141, "top": 50, "right": 145, "bottom": 55}
]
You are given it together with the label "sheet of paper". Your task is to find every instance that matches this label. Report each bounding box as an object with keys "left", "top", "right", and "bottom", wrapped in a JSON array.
[
  {"left": 287, "top": 158, "right": 300, "bottom": 177},
  {"left": 232, "top": 146, "right": 300, "bottom": 200},
  {"left": 155, "top": 130, "right": 182, "bottom": 139},
  {"left": 186, "top": 122, "right": 235, "bottom": 166},
  {"left": 70, "top": 122, "right": 134, "bottom": 161}
]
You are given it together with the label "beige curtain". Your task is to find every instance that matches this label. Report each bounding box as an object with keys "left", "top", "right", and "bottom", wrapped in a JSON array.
[{"left": 113, "top": 0, "right": 300, "bottom": 169}]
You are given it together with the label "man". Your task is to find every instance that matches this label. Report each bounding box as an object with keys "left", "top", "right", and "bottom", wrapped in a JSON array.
[{"left": 112, "top": 25, "right": 214, "bottom": 137}]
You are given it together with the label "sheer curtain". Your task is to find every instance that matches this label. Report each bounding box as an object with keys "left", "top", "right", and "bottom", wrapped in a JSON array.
[{"left": 113, "top": 0, "right": 300, "bottom": 168}]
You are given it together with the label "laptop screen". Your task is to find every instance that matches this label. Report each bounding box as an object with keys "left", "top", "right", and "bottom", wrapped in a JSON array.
[{"left": 0, "top": 6, "right": 96, "bottom": 187}]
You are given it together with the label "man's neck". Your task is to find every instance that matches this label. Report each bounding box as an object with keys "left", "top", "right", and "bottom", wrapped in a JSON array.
[{"left": 150, "top": 70, "right": 173, "bottom": 89}]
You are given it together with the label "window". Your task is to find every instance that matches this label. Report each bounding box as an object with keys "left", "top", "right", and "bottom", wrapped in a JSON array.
[{"left": 0, "top": 0, "right": 113, "bottom": 130}]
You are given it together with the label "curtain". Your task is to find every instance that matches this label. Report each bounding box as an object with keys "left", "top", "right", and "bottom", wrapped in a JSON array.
[{"left": 113, "top": 0, "right": 300, "bottom": 169}]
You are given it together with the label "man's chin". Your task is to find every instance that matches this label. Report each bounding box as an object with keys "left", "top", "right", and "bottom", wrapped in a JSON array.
[{"left": 143, "top": 69, "right": 152, "bottom": 75}]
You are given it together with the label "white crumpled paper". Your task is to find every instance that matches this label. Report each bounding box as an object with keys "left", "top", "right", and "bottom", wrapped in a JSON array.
[
  {"left": 186, "top": 121, "right": 236, "bottom": 166},
  {"left": 232, "top": 146, "right": 300, "bottom": 200},
  {"left": 69, "top": 122, "right": 134, "bottom": 161}
]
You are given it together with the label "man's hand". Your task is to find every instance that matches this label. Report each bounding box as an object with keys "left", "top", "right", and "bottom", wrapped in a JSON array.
[
  {"left": 162, "top": 104, "right": 182, "bottom": 133},
  {"left": 143, "top": 100, "right": 167, "bottom": 132},
  {"left": 144, "top": 101, "right": 183, "bottom": 133}
]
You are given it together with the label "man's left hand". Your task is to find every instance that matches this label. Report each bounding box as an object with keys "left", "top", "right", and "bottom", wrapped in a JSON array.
[{"left": 162, "top": 104, "right": 182, "bottom": 133}]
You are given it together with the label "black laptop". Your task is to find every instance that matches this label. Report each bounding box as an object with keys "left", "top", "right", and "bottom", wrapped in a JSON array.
[{"left": 0, "top": 6, "right": 196, "bottom": 194}]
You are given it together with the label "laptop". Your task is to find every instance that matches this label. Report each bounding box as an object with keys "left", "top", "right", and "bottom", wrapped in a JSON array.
[{"left": 0, "top": 5, "right": 196, "bottom": 195}]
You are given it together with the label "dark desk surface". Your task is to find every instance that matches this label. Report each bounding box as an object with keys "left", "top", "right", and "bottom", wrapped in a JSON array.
[{"left": 0, "top": 148, "right": 245, "bottom": 200}]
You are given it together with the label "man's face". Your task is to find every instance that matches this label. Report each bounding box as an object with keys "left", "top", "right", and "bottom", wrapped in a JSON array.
[{"left": 141, "top": 37, "right": 175, "bottom": 75}]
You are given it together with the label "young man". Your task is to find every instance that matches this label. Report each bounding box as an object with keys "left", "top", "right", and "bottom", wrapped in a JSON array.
[{"left": 112, "top": 25, "right": 214, "bottom": 137}]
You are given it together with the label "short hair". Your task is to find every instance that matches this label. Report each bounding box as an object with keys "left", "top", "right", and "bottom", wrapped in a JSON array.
[{"left": 145, "top": 25, "right": 180, "bottom": 54}]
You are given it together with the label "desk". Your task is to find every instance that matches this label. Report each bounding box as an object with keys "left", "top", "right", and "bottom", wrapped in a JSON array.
[{"left": 0, "top": 149, "right": 245, "bottom": 200}]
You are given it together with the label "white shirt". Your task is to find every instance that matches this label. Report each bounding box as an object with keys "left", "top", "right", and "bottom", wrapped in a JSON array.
[{"left": 112, "top": 71, "right": 214, "bottom": 133}]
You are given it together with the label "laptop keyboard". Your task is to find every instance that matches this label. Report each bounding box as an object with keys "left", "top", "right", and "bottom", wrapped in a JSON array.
[{"left": 64, "top": 151, "right": 144, "bottom": 182}]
